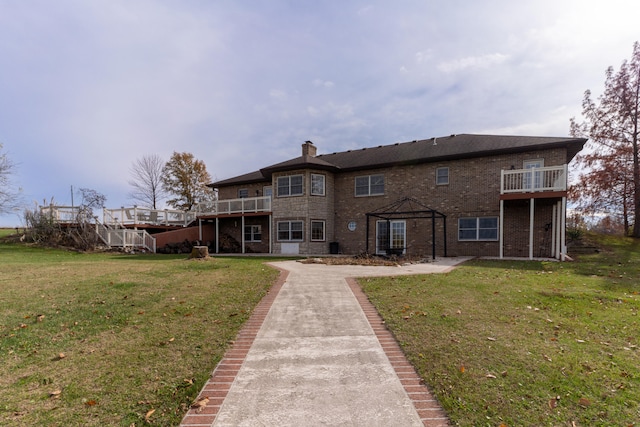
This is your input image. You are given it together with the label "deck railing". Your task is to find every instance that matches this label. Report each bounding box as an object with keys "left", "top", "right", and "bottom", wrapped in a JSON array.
[
  {"left": 103, "top": 207, "right": 197, "bottom": 227},
  {"left": 501, "top": 165, "right": 567, "bottom": 194},
  {"left": 39, "top": 205, "right": 87, "bottom": 223},
  {"left": 96, "top": 223, "right": 156, "bottom": 252},
  {"left": 192, "top": 196, "right": 272, "bottom": 216}
]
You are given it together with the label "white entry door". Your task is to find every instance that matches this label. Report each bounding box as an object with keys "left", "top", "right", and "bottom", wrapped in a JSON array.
[{"left": 376, "top": 220, "right": 406, "bottom": 254}]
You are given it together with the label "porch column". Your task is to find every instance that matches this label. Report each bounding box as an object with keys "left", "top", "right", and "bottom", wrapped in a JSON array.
[
  {"left": 561, "top": 196, "right": 567, "bottom": 261},
  {"left": 198, "top": 219, "right": 202, "bottom": 242},
  {"left": 215, "top": 217, "right": 219, "bottom": 254},
  {"left": 529, "top": 198, "right": 535, "bottom": 259},
  {"left": 499, "top": 199, "right": 504, "bottom": 259},
  {"left": 551, "top": 203, "right": 557, "bottom": 259},
  {"left": 269, "top": 214, "right": 273, "bottom": 254},
  {"left": 241, "top": 216, "right": 245, "bottom": 254}
]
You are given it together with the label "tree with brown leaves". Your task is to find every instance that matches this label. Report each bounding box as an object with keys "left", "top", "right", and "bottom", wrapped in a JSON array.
[
  {"left": 161, "top": 152, "right": 214, "bottom": 210},
  {"left": 570, "top": 41, "right": 640, "bottom": 236}
]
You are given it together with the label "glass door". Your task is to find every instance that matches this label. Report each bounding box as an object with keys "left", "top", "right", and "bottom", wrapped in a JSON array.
[
  {"left": 523, "top": 159, "right": 544, "bottom": 190},
  {"left": 376, "top": 220, "right": 406, "bottom": 254}
]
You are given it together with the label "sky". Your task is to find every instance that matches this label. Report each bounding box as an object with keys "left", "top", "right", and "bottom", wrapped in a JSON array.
[{"left": 1, "top": 0, "right": 639, "bottom": 226}]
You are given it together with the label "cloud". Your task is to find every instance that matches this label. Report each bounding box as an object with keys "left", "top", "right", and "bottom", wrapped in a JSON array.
[{"left": 437, "top": 53, "right": 508, "bottom": 73}]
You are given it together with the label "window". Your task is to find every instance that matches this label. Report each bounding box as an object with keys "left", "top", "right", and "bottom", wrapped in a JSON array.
[
  {"left": 311, "top": 174, "right": 325, "bottom": 196},
  {"left": 238, "top": 188, "right": 249, "bottom": 198},
  {"left": 277, "top": 221, "right": 303, "bottom": 241},
  {"left": 277, "top": 175, "right": 303, "bottom": 197},
  {"left": 458, "top": 217, "right": 498, "bottom": 241},
  {"left": 263, "top": 186, "right": 273, "bottom": 197},
  {"left": 376, "top": 220, "right": 406, "bottom": 254},
  {"left": 355, "top": 174, "right": 384, "bottom": 196},
  {"left": 311, "top": 220, "right": 325, "bottom": 241},
  {"left": 244, "top": 225, "right": 261, "bottom": 242},
  {"left": 436, "top": 167, "right": 449, "bottom": 185}
]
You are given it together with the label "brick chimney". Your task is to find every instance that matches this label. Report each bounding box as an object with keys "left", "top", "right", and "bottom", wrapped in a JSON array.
[{"left": 302, "top": 140, "right": 317, "bottom": 157}]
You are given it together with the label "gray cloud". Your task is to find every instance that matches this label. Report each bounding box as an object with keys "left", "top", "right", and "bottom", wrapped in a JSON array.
[{"left": 1, "top": 0, "right": 639, "bottom": 226}]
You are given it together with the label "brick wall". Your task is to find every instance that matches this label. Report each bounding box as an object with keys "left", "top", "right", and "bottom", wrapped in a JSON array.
[
  {"left": 271, "top": 169, "right": 334, "bottom": 254},
  {"left": 333, "top": 148, "right": 568, "bottom": 257},
  {"left": 210, "top": 147, "right": 569, "bottom": 257}
]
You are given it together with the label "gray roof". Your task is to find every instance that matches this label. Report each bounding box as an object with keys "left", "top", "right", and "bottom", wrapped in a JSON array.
[{"left": 210, "top": 134, "right": 586, "bottom": 187}]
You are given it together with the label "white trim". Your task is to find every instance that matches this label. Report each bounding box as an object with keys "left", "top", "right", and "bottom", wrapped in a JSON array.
[
  {"left": 310, "top": 174, "right": 326, "bottom": 196},
  {"left": 310, "top": 220, "right": 326, "bottom": 241}
]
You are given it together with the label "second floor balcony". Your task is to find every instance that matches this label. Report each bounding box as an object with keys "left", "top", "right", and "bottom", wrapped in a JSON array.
[
  {"left": 501, "top": 165, "right": 567, "bottom": 196},
  {"left": 192, "top": 195, "right": 272, "bottom": 216}
]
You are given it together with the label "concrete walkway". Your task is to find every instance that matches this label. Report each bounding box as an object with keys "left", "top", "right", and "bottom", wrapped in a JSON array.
[{"left": 180, "top": 257, "right": 470, "bottom": 427}]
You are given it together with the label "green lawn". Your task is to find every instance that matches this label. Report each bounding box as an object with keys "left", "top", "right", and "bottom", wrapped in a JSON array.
[
  {"left": 359, "top": 234, "right": 640, "bottom": 426},
  {"left": 2, "top": 231, "right": 639, "bottom": 426},
  {"left": 0, "top": 237, "right": 281, "bottom": 426}
]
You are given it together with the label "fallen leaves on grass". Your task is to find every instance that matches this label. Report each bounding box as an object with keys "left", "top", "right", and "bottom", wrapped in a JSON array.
[
  {"left": 191, "top": 396, "right": 209, "bottom": 413},
  {"left": 144, "top": 408, "right": 155, "bottom": 422},
  {"left": 579, "top": 397, "right": 592, "bottom": 407},
  {"left": 49, "top": 389, "right": 62, "bottom": 399}
]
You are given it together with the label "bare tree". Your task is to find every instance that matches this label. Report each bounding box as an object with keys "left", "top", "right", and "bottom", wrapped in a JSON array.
[
  {"left": 0, "top": 143, "right": 22, "bottom": 215},
  {"left": 128, "top": 154, "right": 166, "bottom": 209}
]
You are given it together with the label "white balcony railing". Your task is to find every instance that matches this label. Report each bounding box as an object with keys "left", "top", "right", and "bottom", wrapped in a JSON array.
[
  {"left": 103, "top": 207, "right": 197, "bottom": 228},
  {"left": 501, "top": 165, "right": 567, "bottom": 194},
  {"left": 39, "top": 205, "right": 88, "bottom": 223},
  {"left": 192, "top": 196, "right": 272, "bottom": 216}
]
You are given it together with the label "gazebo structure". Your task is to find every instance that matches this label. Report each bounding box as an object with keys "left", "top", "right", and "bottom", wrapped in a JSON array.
[{"left": 365, "top": 197, "right": 447, "bottom": 260}]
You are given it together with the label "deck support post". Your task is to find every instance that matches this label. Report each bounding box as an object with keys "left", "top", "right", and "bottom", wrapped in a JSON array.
[
  {"left": 215, "top": 217, "right": 219, "bottom": 254},
  {"left": 499, "top": 199, "right": 504, "bottom": 259},
  {"left": 241, "top": 216, "right": 245, "bottom": 254},
  {"left": 561, "top": 196, "right": 567, "bottom": 261},
  {"left": 529, "top": 198, "right": 535, "bottom": 259},
  {"left": 551, "top": 203, "right": 557, "bottom": 258},
  {"left": 269, "top": 214, "right": 273, "bottom": 254}
]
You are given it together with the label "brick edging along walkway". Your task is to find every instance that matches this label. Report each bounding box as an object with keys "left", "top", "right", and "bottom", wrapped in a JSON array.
[
  {"left": 346, "top": 277, "right": 450, "bottom": 427},
  {"left": 179, "top": 268, "right": 289, "bottom": 427},
  {"left": 180, "top": 268, "right": 450, "bottom": 427}
]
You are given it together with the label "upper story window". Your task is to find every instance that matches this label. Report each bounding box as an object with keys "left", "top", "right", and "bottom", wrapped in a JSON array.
[
  {"left": 458, "top": 217, "right": 498, "bottom": 241},
  {"left": 436, "top": 167, "right": 449, "bottom": 185},
  {"left": 355, "top": 174, "right": 384, "bottom": 196},
  {"left": 263, "top": 186, "right": 273, "bottom": 197},
  {"left": 238, "top": 188, "right": 249, "bottom": 198},
  {"left": 277, "top": 175, "right": 303, "bottom": 197},
  {"left": 311, "top": 174, "right": 325, "bottom": 196}
]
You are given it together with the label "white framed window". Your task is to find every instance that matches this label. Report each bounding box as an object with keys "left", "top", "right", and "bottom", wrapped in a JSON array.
[
  {"left": 277, "top": 175, "right": 303, "bottom": 197},
  {"left": 436, "top": 167, "right": 449, "bottom": 185},
  {"left": 458, "top": 217, "right": 498, "bottom": 241},
  {"left": 355, "top": 174, "right": 384, "bottom": 196},
  {"left": 376, "top": 220, "right": 406, "bottom": 254},
  {"left": 311, "top": 220, "right": 325, "bottom": 241},
  {"left": 311, "top": 174, "right": 325, "bottom": 196},
  {"left": 244, "top": 225, "right": 262, "bottom": 242},
  {"left": 277, "top": 221, "right": 303, "bottom": 241},
  {"left": 238, "top": 188, "right": 249, "bottom": 198},
  {"left": 263, "top": 186, "right": 273, "bottom": 197}
]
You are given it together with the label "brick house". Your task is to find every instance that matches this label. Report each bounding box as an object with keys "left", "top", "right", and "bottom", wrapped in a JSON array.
[{"left": 200, "top": 134, "right": 586, "bottom": 259}]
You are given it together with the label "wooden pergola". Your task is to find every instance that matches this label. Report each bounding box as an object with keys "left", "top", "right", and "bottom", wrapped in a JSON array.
[{"left": 365, "top": 197, "right": 447, "bottom": 260}]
